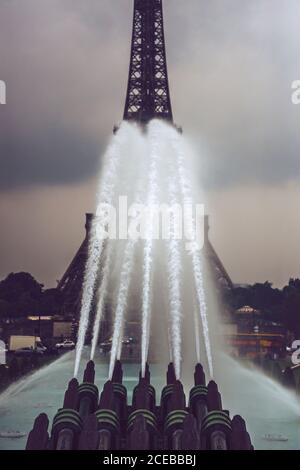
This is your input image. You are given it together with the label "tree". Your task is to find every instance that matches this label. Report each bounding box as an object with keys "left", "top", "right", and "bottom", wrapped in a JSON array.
[
  {"left": 251, "top": 282, "right": 283, "bottom": 311},
  {"left": 224, "top": 286, "right": 253, "bottom": 310},
  {"left": 0, "top": 299, "right": 10, "bottom": 317},
  {"left": 287, "top": 278, "right": 300, "bottom": 291},
  {"left": 0, "top": 272, "right": 43, "bottom": 303},
  {"left": 282, "top": 288, "right": 300, "bottom": 336}
]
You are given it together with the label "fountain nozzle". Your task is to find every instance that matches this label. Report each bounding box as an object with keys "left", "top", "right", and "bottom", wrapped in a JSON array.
[
  {"left": 83, "top": 360, "right": 95, "bottom": 383},
  {"left": 207, "top": 380, "right": 222, "bottom": 411},
  {"left": 167, "top": 362, "right": 176, "bottom": 385},
  {"left": 194, "top": 363, "right": 206, "bottom": 386},
  {"left": 112, "top": 360, "right": 123, "bottom": 383},
  {"left": 63, "top": 378, "right": 79, "bottom": 409}
]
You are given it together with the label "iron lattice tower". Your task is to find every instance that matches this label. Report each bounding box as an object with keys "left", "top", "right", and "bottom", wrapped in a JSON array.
[{"left": 124, "top": 0, "right": 173, "bottom": 124}]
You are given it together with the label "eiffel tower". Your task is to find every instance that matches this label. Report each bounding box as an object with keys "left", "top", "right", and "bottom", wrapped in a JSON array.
[
  {"left": 57, "top": 0, "right": 232, "bottom": 323},
  {"left": 123, "top": 0, "right": 173, "bottom": 123}
]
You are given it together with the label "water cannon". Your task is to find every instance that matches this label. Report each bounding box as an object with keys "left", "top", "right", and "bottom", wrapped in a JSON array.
[
  {"left": 134, "top": 364, "right": 156, "bottom": 412},
  {"left": 128, "top": 379, "right": 157, "bottom": 450},
  {"left": 201, "top": 381, "right": 231, "bottom": 450},
  {"left": 78, "top": 360, "right": 99, "bottom": 419},
  {"left": 95, "top": 381, "right": 121, "bottom": 450},
  {"left": 164, "top": 380, "right": 188, "bottom": 450},
  {"left": 230, "top": 415, "right": 253, "bottom": 450},
  {"left": 83, "top": 359, "right": 95, "bottom": 382},
  {"left": 194, "top": 363, "right": 206, "bottom": 385},
  {"left": 112, "top": 359, "right": 123, "bottom": 383},
  {"left": 26, "top": 413, "right": 49, "bottom": 450},
  {"left": 207, "top": 380, "right": 223, "bottom": 410},
  {"left": 189, "top": 363, "right": 208, "bottom": 437},
  {"left": 160, "top": 362, "right": 177, "bottom": 422},
  {"left": 111, "top": 360, "right": 127, "bottom": 426},
  {"left": 167, "top": 362, "right": 176, "bottom": 384},
  {"left": 26, "top": 361, "right": 254, "bottom": 451},
  {"left": 51, "top": 378, "right": 83, "bottom": 450}
]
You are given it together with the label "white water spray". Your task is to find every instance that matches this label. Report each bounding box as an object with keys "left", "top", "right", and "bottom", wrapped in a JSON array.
[
  {"left": 192, "top": 254, "right": 213, "bottom": 375},
  {"left": 193, "top": 299, "right": 201, "bottom": 364},
  {"left": 140, "top": 122, "right": 160, "bottom": 377},
  {"left": 74, "top": 222, "right": 103, "bottom": 378},
  {"left": 171, "top": 129, "right": 214, "bottom": 377},
  {"left": 90, "top": 240, "right": 113, "bottom": 360},
  {"left": 75, "top": 120, "right": 214, "bottom": 380},
  {"left": 165, "top": 173, "right": 183, "bottom": 379},
  {"left": 108, "top": 238, "right": 136, "bottom": 379},
  {"left": 117, "top": 325, "right": 124, "bottom": 361},
  {"left": 74, "top": 124, "right": 127, "bottom": 377}
]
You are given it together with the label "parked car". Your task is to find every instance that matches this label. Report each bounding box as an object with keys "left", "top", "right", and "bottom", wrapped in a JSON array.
[
  {"left": 44, "top": 346, "right": 59, "bottom": 356},
  {"left": 15, "top": 347, "right": 44, "bottom": 356},
  {"left": 122, "top": 336, "right": 137, "bottom": 345},
  {"left": 100, "top": 336, "right": 137, "bottom": 353},
  {"left": 36, "top": 342, "right": 47, "bottom": 353},
  {"left": 55, "top": 340, "right": 75, "bottom": 350}
]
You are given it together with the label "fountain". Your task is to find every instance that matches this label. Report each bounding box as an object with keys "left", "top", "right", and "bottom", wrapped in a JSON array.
[
  {"left": 25, "top": 360, "right": 253, "bottom": 450},
  {"left": 5, "top": 116, "right": 296, "bottom": 452},
  {"left": 0, "top": 349, "right": 300, "bottom": 450},
  {"left": 1, "top": 0, "right": 299, "bottom": 452},
  {"left": 73, "top": 120, "right": 214, "bottom": 384}
]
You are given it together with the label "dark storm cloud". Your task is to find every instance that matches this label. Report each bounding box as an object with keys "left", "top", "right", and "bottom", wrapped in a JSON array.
[
  {"left": 1, "top": 0, "right": 300, "bottom": 287},
  {"left": 0, "top": 124, "right": 100, "bottom": 189},
  {"left": 0, "top": 0, "right": 132, "bottom": 190},
  {"left": 164, "top": 0, "right": 300, "bottom": 189},
  {"left": 1, "top": 0, "right": 300, "bottom": 190}
]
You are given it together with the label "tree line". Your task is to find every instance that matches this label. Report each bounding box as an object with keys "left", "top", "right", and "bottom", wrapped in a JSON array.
[
  {"left": 0, "top": 272, "right": 63, "bottom": 319},
  {"left": 0, "top": 272, "right": 299, "bottom": 337},
  {"left": 223, "top": 279, "right": 300, "bottom": 336}
]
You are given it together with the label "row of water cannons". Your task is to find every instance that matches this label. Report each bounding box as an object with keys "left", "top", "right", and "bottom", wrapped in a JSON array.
[{"left": 26, "top": 360, "right": 253, "bottom": 450}]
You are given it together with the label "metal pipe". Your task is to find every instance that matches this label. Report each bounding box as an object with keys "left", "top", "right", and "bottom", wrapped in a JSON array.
[
  {"left": 210, "top": 430, "right": 227, "bottom": 450},
  {"left": 195, "top": 399, "right": 208, "bottom": 434},
  {"left": 56, "top": 428, "right": 75, "bottom": 451},
  {"left": 79, "top": 396, "right": 92, "bottom": 419},
  {"left": 98, "top": 429, "right": 112, "bottom": 450},
  {"left": 171, "top": 429, "right": 183, "bottom": 450}
]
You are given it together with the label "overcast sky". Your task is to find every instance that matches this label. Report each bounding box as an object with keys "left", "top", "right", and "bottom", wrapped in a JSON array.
[{"left": 1, "top": 0, "right": 300, "bottom": 287}]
